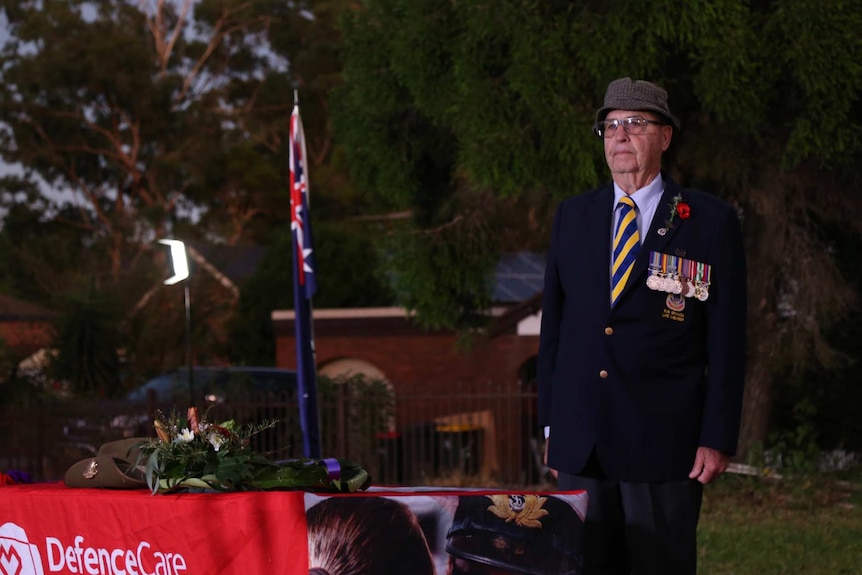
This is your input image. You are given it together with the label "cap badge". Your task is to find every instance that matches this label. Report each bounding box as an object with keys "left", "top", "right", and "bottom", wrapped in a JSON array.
[
  {"left": 486, "top": 494, "right": 549, "bottom": 529},
  {"left": 83, "top": 459, "right": 99, "bottom": 479}
]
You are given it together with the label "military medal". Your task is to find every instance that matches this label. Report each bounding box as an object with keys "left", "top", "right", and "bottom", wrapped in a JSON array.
[
  {"left": 683, "top": 281, "right": 695, "bottom": 298},
  {"left": 661, "top": 254, "right": 673, "bottom": 293},
  {"left": 649, "top": 251, "right": 714, "bottom": 301},
  {"left": 646, "top": 251, "right": 662, "bottom": 290},
  {"left": 667, "top": 255, "right": 683, "bottom": 294},
  {"left": 693, "top": 261, "right": 712, "bottom": 301},
  {"left": 666, "top": 292, "right": 686, "bottom": 311},
  {"left": 682, "top": 260, "right": 695, "bottom": 297}
]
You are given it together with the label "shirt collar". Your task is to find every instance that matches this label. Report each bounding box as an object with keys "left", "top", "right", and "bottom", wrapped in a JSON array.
[{"left": 612, "top": 174, "right": 664, "bottom": 209}]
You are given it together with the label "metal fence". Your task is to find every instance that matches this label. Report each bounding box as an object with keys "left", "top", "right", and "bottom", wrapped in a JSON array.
[{"left": 0, "top": 384, "right": 554, "bottom": 489}]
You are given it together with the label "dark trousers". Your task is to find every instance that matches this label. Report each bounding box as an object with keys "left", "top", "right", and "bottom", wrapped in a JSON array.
[{"left": 558, "top": 455, "right": 703, "bottom": 575}]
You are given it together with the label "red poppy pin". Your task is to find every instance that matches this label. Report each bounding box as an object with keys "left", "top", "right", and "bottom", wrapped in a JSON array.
[{"left": 666, "top": 194, "right": 691, "bottom": 229}]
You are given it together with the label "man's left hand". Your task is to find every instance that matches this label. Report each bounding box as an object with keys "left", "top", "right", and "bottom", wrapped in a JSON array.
[{"left": 688, "top": 447, "right": 730, "bottom": 485}]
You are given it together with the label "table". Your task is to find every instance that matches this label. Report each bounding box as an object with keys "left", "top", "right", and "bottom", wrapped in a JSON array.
[{"left": 1, "top": 483, "right": 586, "bottom": 575}]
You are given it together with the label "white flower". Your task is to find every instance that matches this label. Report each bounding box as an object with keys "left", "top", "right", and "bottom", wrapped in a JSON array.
[
  {"left": 208, "top": 434, "right": 226, "bottom": 452},
  {"left": 174, "top": 428, "right": 195, "bottom": 443}
]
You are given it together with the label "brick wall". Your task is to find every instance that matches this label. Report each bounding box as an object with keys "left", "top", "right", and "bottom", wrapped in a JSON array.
[
  {"left": 274, "top": 316, "right": 539, "bottom": 394},
  {"left": 273, "top": 309, "right": 546, "bottom": 483}
]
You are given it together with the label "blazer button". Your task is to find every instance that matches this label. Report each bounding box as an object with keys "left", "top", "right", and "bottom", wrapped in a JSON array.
[
  {"left": 599, "top": 370, "right": 608, "bottom": 379},
  {"left": 604, "top": 327, "right": 613, "bottom": 335}
]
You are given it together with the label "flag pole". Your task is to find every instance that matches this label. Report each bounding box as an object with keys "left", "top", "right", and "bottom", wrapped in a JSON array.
[{"left": 289, "top": 95, "right": 322, "bottom": 458}]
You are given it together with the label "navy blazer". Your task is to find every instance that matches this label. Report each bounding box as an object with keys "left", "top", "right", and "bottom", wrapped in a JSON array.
[{"left": 537, "top": 177, "right": 747, "bottom": 482}]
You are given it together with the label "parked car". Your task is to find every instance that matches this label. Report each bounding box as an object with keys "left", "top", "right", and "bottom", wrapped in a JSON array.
[{"left": 125, "top": 366, "right": 298, "bottom": 404}]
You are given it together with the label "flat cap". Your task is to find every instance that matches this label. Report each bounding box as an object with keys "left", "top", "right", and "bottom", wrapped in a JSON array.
[{"left": 595, "top": 77, "right": 680, "bottom": 130}]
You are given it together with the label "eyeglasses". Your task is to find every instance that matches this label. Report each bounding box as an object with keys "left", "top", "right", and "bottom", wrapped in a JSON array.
[{"left": 594, "top": 116, "right": 665, "bottom": 138}]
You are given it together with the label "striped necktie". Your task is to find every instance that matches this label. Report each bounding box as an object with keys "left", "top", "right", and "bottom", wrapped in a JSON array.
[{"left": 611, "top": 196, "right": 641, "bottom": 306}]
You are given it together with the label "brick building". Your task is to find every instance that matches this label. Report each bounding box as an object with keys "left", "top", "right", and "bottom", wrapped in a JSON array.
[
  {"left": 271, "top": 253, "right": 547, "bottom": 481},
  {"left": 272, "top": 300, "right": 542, "bottom": 395}
]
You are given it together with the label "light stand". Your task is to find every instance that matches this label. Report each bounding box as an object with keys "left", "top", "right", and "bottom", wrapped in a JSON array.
[{"left": 159, "top": 239, "right": 193, "bottom": 407}]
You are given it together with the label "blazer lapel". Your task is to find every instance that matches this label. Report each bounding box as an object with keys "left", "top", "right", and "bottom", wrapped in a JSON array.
[
  {"left": 615, "top": 182, "right": 683, "bottom": 305},
  {"left": 593, "top": 185, "right": 615, "bottom": 272},
  {"left": 641, "top": 183, "right": 683, "bottom": 257},
  {"left": 575, "top": 184, "right": 615, "bottom": 307}
]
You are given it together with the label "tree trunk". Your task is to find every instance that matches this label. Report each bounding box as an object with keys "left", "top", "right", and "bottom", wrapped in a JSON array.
[{"left": 736, "top": 359, "right": 774, "bottom": 461}]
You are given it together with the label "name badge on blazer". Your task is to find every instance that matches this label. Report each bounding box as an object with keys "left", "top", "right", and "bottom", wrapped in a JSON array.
[{"left": 646, "top": 251, "right": 711, "bottom": 301}]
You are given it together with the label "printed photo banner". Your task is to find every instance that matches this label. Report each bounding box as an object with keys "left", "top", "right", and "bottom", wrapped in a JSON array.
[
  {"left": 305, "top": 487, "right": 588, "bottom": 575},
  {"left": 0, "top": 483, "right": 587, "bottom": 575}
]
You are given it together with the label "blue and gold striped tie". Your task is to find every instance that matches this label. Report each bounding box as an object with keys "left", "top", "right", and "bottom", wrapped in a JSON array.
[{"left": 611, "top": 196, "right": 640, "bottom": 306}]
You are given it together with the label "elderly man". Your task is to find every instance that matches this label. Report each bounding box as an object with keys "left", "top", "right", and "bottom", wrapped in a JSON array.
[{"left": 537, "top": 78, "right": 747, "bottom": 574}]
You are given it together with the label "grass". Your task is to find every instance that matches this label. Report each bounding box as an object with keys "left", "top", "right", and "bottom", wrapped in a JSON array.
[{"left": 698, "top": 470, "right": 862, "bottom": 574}]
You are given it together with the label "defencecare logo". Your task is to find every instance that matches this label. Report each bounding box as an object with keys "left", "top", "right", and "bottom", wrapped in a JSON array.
[
  {"left": 0, "top": 523, "right": 187, "bottom": 575},
  {"left": 0, "top": 523, "right": 43, "bottom": 575}
]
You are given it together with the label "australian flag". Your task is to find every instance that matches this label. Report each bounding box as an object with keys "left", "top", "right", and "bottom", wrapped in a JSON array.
[
  {"left": 289, "top": 101, "right": 321, "bottom": 458},
  {"left": 290, "top": 105, "right": 317, "bottom": 298}
]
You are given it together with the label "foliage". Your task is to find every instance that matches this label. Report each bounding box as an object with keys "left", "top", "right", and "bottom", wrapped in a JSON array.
[
  {"left": 140, "top": 406, "right": 370, "bottom": 493},
  {"left": 49, "top": 284, "right": 123, "bottom": 397},
  {"left": 768, "top": 229, "right": 862, "bottom": 454},
  {"left": 767, "top": 399, "right": 822, "bottom": 474},
  {"left": 0, "top": 201, "right": 101, "bottom": 306},
  {"left": 335, "top": 0, "right": 862, "bottom": 449},
  {"left": 0, "top": 0, "right": 296, "bottom": 261},
  {"left": 319, "top": 373, "right": 395, "bottom": 430},
  {"left": 384, "top": 190, "right": 500, "bottom": 330},
  {"left": 226, "top": 221, "right": 395, "bottom": 366},
  {"left": 0, "top": 0, "right": 294, "bottom": 389},
  {"left": 0, "top": 0, "right": 402, "bottom": 388},
  {"left": 313, "top": 373, "right": 397, "bottom": 475}
]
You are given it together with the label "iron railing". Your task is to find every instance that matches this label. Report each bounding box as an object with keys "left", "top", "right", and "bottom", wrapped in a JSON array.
[{"left": 0, "top": 385, "right": 554, "bottom": 489}]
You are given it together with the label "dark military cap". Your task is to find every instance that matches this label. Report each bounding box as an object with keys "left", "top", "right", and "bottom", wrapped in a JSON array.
[{"left": 445, "top": 494, "right": 584, "bottom": 575}]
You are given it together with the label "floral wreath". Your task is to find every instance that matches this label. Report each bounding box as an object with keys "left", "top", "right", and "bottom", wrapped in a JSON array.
[{"left": 138, "top": 407, "right": 370, "bottom": 494}]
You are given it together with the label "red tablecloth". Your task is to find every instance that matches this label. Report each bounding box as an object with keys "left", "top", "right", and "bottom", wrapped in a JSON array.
[
  {"left": 0, "top": 482, "right": 308, "bottom": 575},
  {"left": 1, "top": 483, "right": 587, "bottom": 575}
]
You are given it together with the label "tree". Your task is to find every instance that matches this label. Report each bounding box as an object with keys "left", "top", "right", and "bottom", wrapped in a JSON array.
[
  {"left": 50, "top": 284, "right": 122, "bottom": 397},
  {"left": 0, "top": 0, "right": 300, "bottom": 259},
  {"left": 0, "top": 0, "right": 301, "bottom": 389},
  {"left": 334, "top": 0, "right": 862, "bottom": 454},
  {"left": 0, "top": 1, "right": 398, "bottom": 389}
]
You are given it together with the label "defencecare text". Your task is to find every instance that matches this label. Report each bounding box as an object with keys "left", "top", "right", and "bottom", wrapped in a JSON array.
[{"left": 45, "top": 536, "right": 187, "bottom": 575}]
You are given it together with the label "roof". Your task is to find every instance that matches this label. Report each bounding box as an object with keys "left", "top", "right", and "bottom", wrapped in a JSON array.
[
  {"left": 0, "top": 294, "right": 55, "bottom": 321},
  {"left": 492, "top": 252, "right": 546, "bottom": 303}
]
